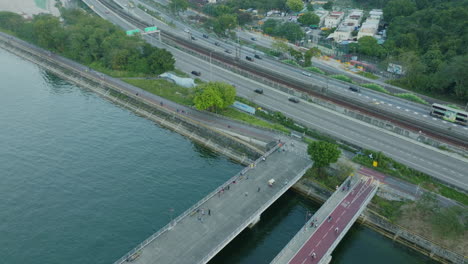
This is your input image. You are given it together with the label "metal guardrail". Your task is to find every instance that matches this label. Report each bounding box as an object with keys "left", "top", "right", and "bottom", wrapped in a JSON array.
[{"left": 113, "top": 143, "right": 281, "bottom": 264}]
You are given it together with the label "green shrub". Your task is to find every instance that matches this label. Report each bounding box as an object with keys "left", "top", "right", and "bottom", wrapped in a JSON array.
[
  {"left": 304, "top": 66, "right": 325, "bottom": 75},
  {"left": 282, "top": 59, "right": 300, "bottom": 66},
  {"left": 394, "top": 93, "right": 429, "bottom": 105},
  {"left": 361, "top": 83, "right": 389, "bottom": 94},
  {"left": 330, "top": 74, "right": 352, "bottom": 83}
]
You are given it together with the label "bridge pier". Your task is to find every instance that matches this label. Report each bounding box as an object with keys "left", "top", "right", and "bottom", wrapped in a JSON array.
[{"left": 248, "top": 214, "right": 261, "bottom": 228}]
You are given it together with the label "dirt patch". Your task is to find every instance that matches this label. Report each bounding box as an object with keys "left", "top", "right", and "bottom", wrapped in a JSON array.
[{"left": 397, "top": 203, "right": 468, "bottom": 256}]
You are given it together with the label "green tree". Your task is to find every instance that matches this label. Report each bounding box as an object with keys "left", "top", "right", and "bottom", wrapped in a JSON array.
[
  {"left": 383, "top": 0, "right": 416, "bottom": 22},
  {"left": 286, "top": 0, "right": 304, "bottom": 12},
  {"left": 262, "top": 19, "right": 279, "bottom": 35},
  {"left": 304, "top": 47, "right": 321, "bottom": 67},
  {"left": 193, "top": 82, "right": 236, "bottom": 112},
  {"left": 306, "top": 3, "right": 314, "bottom": 11},
  {"left": 169, "top": 0, "right": 189, "bottom": 13},
  {"left": 277, "top": 22, "right": 304, "bottom": 42},
  {"left": 288, "top": 47, "right": 303, "bottom": 62},
  {"left": 272, "top": 40, "right": 289, "bottom": 54},
  {"left": 297, "top": 12, "right": 320, "bottom": 26},
  {"left": 357, "top": 36, "right": 386, "bottom": 58},
  {"left": 213, "top": 14, "right": 237, "bottom": 35},
  {"left": 307, "top": 141, "right": 341, "bottom": 168},
  {"left": 323, "top": 1, "right": 333, "bottom": 10}
]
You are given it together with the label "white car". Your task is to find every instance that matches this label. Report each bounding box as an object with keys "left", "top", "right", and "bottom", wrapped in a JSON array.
[
  {"left": 184, "top": 28, "right": 190, "bottom": 33},
  {"left": 301, "top": 71, "right": 312, "bottom": 77}
]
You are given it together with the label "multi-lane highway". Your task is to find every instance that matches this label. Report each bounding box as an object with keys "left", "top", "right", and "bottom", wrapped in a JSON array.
[
  {"left": 82, "top": 0, "right": 468, "bottom": 191},
  {"left": 118, "top": 0, "right": 468, "bottom": 139}
]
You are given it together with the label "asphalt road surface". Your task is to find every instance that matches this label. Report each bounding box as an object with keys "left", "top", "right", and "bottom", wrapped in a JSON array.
[{"left": 81, "top": 0, "right": 468, "bottom": 191}]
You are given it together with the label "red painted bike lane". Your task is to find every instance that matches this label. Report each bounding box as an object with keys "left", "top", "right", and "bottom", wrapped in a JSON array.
[{"left": 288, "top": 179, "right": 376, "bottom": 264}]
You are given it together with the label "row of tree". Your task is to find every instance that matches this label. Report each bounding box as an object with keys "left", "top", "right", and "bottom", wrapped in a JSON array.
[
  {"left": 349, "top": 0, "right": 468, "bottom": 100},
  {"left": 0, "top": 9, "right": 175, "bottom": 75}
]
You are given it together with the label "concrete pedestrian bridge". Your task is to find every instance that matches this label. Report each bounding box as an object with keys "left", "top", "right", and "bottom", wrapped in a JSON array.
[{"left": 114, "top": 142, "right": 312, "bottom": 264}]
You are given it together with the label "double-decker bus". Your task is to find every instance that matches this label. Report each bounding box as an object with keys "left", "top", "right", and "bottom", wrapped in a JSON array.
[{"left": 430, "top": 103, "right": 468, "bottom": 126}]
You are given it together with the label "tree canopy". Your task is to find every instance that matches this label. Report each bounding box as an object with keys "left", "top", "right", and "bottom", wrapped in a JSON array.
[
  {"left": 262, "top": 20, "right": 304, "bottom": 42},
  {"left": 297, "top": 12, "right": 320, "bottom": 26},
  {"left": 307, "top": 141, "right": 341, "bottom": 168},
  {"left": 168, "top": 0, "right": 189, "bottom": 13},
  {"left": 0, "top": 10, "right": 175, "bottom": 75},
  {"left": 323, "top": 1, "right": 333, "bottom": 10},
  {"left": 193, "top": 82, "right": 236, "bottom": 112},
  {"left": 286, "top": 0, "right": 304, "bottom": 12}
]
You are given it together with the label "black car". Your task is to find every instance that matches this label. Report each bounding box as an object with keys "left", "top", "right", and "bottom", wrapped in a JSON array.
[
  {"left": 191, "top": 36, "right": 196, "bottom": 40},
  {"left": 191, "top": 71, "right": 201, "bottom": 76},
  {"left": 348, "top": 86, "right": 361, "bottom": 92},
  {"left": 254, "top": 89, "right": 263, "bottom": 94},
  {"left": 251, "top": 37, "right": 257, "bottom": 41},
  {"left": 288, "top": 97, "right": 300, "bottom": 103},
  {"left": 254, "top": 54, "right": 262, "bottom": 59},
  {"left": 214, "top": 42, "right": 220, "bottom": 46},
  {"left": 203, "top": 34, "right": 209, "bottom": 38},
  {"left": 246, "top": 56, "right": 254, "bottom": 61}
]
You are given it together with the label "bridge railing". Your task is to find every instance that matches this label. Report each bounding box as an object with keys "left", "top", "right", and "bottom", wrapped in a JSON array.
[
  {"left": 199, "top": 160, "right": 312, "bottom": 264},
  {"left": 113, "top": 143, "right": 281, "bottom": 264}
]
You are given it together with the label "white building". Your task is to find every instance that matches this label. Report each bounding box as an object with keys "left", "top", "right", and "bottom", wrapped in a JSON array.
[
  {"left": 331, "top": 10, "right": 363, "bottom": 42},
  {"left": 357, "top": 10, "right": 382, "bottom": 39},
  {"left": 314, "top": 10, "right": 329, "bottom": 26},
  {"left": 346, "top": 9, "right": 364, "bottom": 24},
  {"left": 333, "top": 20, "right": 358, "bottom": 42},
  {"left": 324, "top": 11, "right": 344, "bottom": 28}
]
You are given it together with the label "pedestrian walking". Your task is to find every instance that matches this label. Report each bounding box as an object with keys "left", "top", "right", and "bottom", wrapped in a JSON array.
[
  {"left": 335, "top": 227, "right": 339, "bottom": 232},
  {"left": 312, "top": 252, "right": 316, "bottom": 258},
  {"left": 227, "top": 185, "right": 230, "bottom": 190},
  {"left": 244, "top": 192, "right": 248, "bottom": 197},
  {"left": 257, "top": 187, "right": 261, "bottom": 192},
  {"left": 201, "top": 209, "right": 205, "bottom": 215},
  {"left": 208, "top": 209, "right": 211, "bottom": 216}
]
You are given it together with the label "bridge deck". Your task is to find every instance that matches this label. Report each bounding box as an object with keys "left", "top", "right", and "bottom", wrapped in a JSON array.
[
  {"left": 272, "top": 176, "right": 378, "bottom": 264},
  {"left": 119, "top": 144, "right": 312, "bottom": 264}
]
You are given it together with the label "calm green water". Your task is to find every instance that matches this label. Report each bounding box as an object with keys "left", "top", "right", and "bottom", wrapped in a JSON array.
[{"left": 0, "top": 49, "right": 433, "bottom": 264}]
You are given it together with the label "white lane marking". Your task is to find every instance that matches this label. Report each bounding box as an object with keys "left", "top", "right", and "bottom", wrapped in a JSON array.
[
  {"left": 372, "top": 98, "right": 377, "bottom": 101},
  {"left": 452, "top": 124, "right": 457, "bottom": 127},
  {"left": 365, "top": 96, "right": 369, "bottom": 98},
  {"left": 432, "top": 118, "right": 437, "bottom": 120},
  {"left": 442, "top": 121, "right": 447, "bottom": 124},
  {"left": 464, "top": 127, "right": 468, "bottom": 130},
  {"left": 396, "top": 106, "right": 401, "bottom": 109},
  {"left": 405, "top": 109, "right": 409, "bottom": 112},
  {"left": 301, "top": 258, "right": 308, "bottom": 264},
  {"left": 388, "top": 104, "right": 392, "bottom": 106},
  {"left": 414, "top": 112, "right": 419, "bottom": 115},
  {"left": 423, "top": 115, "right": 428, "bottom": 117},
  {"left": 380, "top": 101, "right": 385, "bottom": 104},
  {"left": 323, "top": 232, "right": 328, "bottom": 239}
]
